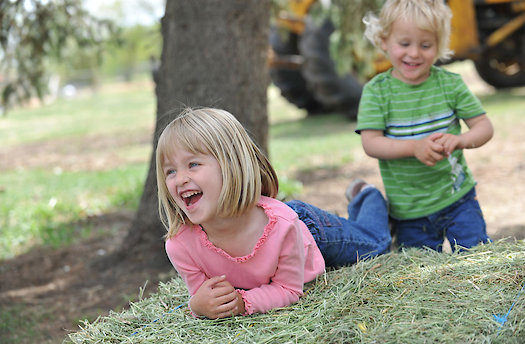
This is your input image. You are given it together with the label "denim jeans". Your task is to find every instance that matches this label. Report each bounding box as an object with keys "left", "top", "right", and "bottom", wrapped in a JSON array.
[
  {"left": 392, "top": 187, "right": 490, "bottom": 252},
  {"left": 286, "top": 187, "right": 391, "bottom": 267}
]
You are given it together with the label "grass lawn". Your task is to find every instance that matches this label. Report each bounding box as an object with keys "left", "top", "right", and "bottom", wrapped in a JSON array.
[
  {"left": 2, "top": 63, "right": 524, "bottom": 260},
  {"left": 0, "top": 80, "right": 359, "bottom": 260}
]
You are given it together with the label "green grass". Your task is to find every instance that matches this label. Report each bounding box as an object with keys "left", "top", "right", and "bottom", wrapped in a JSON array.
[
  {"left": 269, "top": 113, "right": 360, "bottom": 174},
  {"left": 1, "top": 69, "right": 524, "bottom": 261},
  {"left": 0, "top": 165, "right": 146, "bottom": 258},
  {"left": 1, "top": 82, "right": 155, "bottom": 147},
  {"left": 0, "top": 304, "right": 46, "bottom": 343},
  {"left": 0, "top": 81, "right": 359, "bottom": 260},
  {"left": 0, "top": 81, "right": 156, "bottom": 259}
]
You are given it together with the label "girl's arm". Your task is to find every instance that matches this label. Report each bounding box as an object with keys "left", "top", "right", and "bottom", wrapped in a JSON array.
[
  {"left": 434, "top": 114, "right": 493, "bottom": 156},
  {"left": 361, "top": 129, "right": 446, "bottom": 166},
  {"left": 238, "top": 219, "right": 307, "bottom": 315}
]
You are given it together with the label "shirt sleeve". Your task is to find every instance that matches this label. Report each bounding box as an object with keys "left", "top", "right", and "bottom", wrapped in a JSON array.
[
  {"left": 238, "top": 217, "right": 306, "bottom": 315},
  {"left": 356, "top": 80, "right": 387, "bottom": 133},
  {"left": 165, "top": 234, "right": 207, "bottom": 296},
  {"left": 451, "top": 74, "right": 485, "bottom": 119}
]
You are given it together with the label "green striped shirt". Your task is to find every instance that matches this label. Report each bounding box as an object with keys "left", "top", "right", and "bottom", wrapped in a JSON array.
[{"left": 356, "top": 66, "right": 485, "bottom": 219}]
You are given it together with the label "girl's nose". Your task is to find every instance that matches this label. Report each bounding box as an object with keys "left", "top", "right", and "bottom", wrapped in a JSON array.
[{"left": 175, "top": 171, "right": 190, "bottom": 186}]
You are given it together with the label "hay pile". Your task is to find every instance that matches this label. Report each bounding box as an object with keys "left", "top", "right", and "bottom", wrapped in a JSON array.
[{"left": 66, "top": 240, "right": 525, "bottom": 343}]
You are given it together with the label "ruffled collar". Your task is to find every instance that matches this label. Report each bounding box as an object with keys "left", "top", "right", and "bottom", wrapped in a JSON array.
[{"left": 194, "top": 198, "right": 278, "bottom": 262}]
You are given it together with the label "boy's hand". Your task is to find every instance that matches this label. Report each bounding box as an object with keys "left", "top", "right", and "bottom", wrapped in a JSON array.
[
  {"left": 190, "top": 275, "right": 245, "bottom": 319},
  {"left": 414, "top": 133, "right": 445, "bottom": 166},
  {"left": 433, "top": 133, "right": 462, "bottom": 156}
]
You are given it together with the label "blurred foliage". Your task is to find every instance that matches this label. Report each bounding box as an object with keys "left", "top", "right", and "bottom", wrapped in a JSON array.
[
  {"left": 326, "top": 0, "right": 386, "bottom": 80},
  {"left": 0, "top": 0, "right": 116, "bottom": 112},
  {"left": 100, "top": 23, "right": 161, "bottom": 81},
  {"left": 1, "top": 0, "right": 389, "bottom": 113},
  {"left": 271, "top": 0, "right": 385, "bottom": 81}
]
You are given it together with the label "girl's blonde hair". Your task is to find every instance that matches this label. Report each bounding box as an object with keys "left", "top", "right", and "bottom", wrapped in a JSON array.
[
  {"left": 156, "top": 107, "right": 279, "bottom": 239},
  {"left": 363, "top": 0, "right": 453, "bottom": 62}
]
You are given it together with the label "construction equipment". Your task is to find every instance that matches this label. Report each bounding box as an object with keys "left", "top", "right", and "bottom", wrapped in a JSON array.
[{"left": 270, "top": 0, "right": 525, "bottom": 117}]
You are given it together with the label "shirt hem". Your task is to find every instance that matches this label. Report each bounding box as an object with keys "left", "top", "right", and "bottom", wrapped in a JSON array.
[{"left": 389, "top": 183, "right": 476, "bottom": 220}]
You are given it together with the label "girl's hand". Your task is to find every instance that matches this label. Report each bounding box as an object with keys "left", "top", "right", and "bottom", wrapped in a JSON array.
[{"left": 190, "top": 275, "right": 245, "bottom": 319}]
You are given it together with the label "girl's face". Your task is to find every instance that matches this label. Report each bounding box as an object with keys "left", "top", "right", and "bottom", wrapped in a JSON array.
[
  {"left": 381, "top": 17, "right": 438, "bottom": 85},
  {"left": 162, "top": 141, "right": 223, "bottom": 227}
]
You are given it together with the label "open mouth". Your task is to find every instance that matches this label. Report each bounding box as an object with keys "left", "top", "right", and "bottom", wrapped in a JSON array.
[{"left": 181, "top": 191, "right": 202, "bottom": 207}]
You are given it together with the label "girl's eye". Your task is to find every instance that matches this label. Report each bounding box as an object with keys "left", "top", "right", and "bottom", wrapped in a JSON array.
[
  {"left": 189, "top": 162, "right": 199, "bottom": 168},
  {"left": 165, "top": 169, "right": 176, "bottom": 176}
]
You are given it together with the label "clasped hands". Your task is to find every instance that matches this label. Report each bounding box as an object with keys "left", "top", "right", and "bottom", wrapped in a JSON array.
[
  {"left": 414, "top": 132, "right": 464, "bottom": 166},
  {"left": 189, "top": 275, "right": 246, "bottom": 319}
]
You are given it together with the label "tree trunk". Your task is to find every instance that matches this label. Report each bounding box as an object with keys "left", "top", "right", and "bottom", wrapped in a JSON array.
[{"left": 115, "top": 0, "right": 271, "bottom": 269}]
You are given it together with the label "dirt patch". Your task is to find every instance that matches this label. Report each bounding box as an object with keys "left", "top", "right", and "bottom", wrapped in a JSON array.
[
  {"left": 0, "top": 211, "right": 173, "bottom": 343},
  {"left": 0, "top": 131, "right": 152, "bottom": 172}
]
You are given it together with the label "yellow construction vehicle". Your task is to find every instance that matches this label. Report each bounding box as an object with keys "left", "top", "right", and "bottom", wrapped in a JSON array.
[{"left": 270, "top": 0, "right": 525, "bottom": 117}]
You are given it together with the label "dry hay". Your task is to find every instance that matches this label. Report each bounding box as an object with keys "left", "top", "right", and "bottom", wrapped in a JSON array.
[{"left": 66, "top": 239, "right": 525, "bottom": 343}]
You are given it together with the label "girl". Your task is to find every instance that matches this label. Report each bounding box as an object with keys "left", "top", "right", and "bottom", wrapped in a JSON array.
[{"left": 156, "top": 107, "right": 391, "bottom": 319}]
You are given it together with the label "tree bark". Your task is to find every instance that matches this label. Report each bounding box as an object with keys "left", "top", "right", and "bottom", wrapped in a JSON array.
[{"left": 115, "top": 0, "right": 271, "bottom": 269}]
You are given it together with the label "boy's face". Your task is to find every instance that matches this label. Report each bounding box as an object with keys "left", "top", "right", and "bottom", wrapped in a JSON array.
[{"left": 381, "top": 17, "right": 438, "bottom": 85}]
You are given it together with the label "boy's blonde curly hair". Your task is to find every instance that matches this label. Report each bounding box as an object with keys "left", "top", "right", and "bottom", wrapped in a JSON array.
[{"left": 363, "top": 0, "right": 453, "bottom": 62}]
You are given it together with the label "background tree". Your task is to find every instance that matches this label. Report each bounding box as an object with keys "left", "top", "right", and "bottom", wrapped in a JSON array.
[{"left": 113, "top": 0, "right": 271, "bottom": 269}]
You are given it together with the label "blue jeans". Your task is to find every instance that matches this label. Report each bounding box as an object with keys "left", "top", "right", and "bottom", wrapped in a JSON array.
[
  {"left": 392, "top": 188, "right": 490, "bottom": 252},
  {"left": 286, "top": 187, "right": 391, "bottom": 267}
]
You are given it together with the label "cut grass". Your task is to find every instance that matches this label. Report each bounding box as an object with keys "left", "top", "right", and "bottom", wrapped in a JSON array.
[{"left": 66, "top": 239, "right": 525, "bottom": 343}]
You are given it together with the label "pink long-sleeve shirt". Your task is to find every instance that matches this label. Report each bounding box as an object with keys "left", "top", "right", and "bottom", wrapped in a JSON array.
[{"left": 165, "top": 196, "right": 326, "bottom": 315}]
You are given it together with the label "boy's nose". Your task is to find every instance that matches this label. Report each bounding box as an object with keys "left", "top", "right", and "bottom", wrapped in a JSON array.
[{"left": 408, "top": 46, "right": 420, "bottom": 58}]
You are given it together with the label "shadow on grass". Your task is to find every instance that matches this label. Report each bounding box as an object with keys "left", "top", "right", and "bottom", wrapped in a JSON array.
[{"left": 270, "top": 113, "right": 357, "bottom": 139}]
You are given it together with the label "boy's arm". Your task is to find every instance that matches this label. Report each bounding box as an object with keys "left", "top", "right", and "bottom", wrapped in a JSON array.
[
  {"left": 435, "top": 114, "right": 493, "bottom": 155},
  {"left": 361, "top": 129, "right": 446, "bottom": 166}
]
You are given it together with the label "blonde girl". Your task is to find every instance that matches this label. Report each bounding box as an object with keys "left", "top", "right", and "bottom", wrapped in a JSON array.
[{"left": 157, "top": 107, "right": 390, "bottom": 319}]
